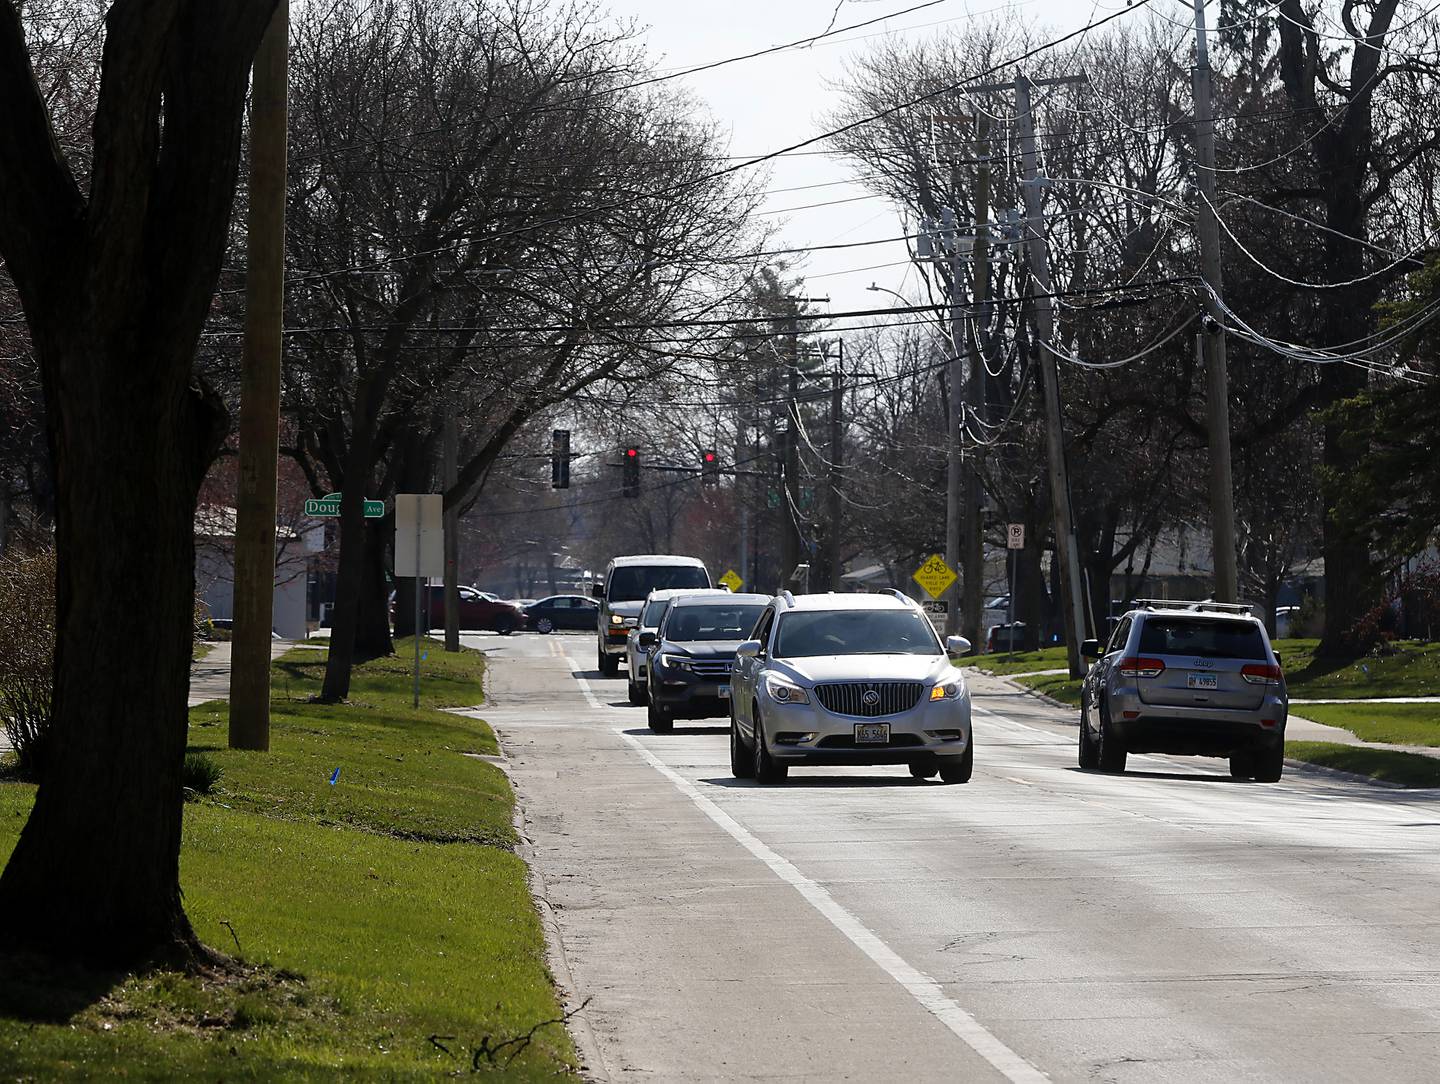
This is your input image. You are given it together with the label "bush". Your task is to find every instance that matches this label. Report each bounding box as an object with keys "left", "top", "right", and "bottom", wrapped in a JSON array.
[
  {"left": 0, "top": 548, "right": 56, "bottom": 781},
  {"left": 182, "top": 752, "right": 224, "bottom": 796}
]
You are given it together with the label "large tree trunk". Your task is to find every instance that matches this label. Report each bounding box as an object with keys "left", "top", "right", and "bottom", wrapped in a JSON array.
[{"left": 0, "top": 334, "right": 222, "bottom": 965}]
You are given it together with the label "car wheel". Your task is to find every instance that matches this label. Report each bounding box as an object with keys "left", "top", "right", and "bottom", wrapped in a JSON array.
[
  {"left": 938, "top": 739, "right": 973, "bottom": 784},
  {"left": 908, "top": 760, "right": 937, "bottom": 780},
  {"left": 1250, "top": 743, "right": 1284, "bottom": 783},
  {"left": 1097, "top": 704, "right": 1127, "bottom": 774},
  {"left": 1228, "top": 751, "right": 1254, "bottom": 780},
  {"left": 495, "top": 617, "right": 516, "bottom": 636},
  {"left": 536, "top": 617, "right": 554, "bottom": 634},
  {"left": 1078, "top": 696, "right": 1100, "bottom": 769},
  {"left": 627, "top": 679, "right": 645, "bottom": 706},
  {"left": 730, "top": 710, "right": 755, "bottom": 779},
  {"left": 599, "top": 652, "right": 619, "bottom": 677},
  {"left": 752, "top": 709, "right": 787, "bottom": 783},
  {"left": 647, "top": 696, "right": 673, "bottom": 733}
]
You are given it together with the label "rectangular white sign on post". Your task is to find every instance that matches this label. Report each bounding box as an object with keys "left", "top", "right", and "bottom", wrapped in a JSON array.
[
  {"left": 1007, "top": 523, "right": 1025, "bottom": 550},
  {"left": 395, "top": 493, "right": 444, "bottom": 578}
]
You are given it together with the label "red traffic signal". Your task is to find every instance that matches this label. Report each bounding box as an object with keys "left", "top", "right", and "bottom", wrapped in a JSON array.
[
  {"left": 701, "top": 449, "right": 719, "bottom": 486},
  {"left": 622, "top": 444, "right": 640, "bottom": 496}
]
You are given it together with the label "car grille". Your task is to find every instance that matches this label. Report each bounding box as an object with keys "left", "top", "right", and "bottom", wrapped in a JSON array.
[
  {"left": 814, "top": 681, "right": 924, "bottom": 717},
  {"left": 689, "top": 659, "right": 732, "bottom": 679}
]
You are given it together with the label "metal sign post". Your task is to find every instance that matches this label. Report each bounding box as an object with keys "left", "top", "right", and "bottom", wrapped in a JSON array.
[
  {"left": 396, "top": 494, "right": 444, "bottom": 708},
  {"left": 1006, "top": 524, "right": 1025, "bottom": 651}
]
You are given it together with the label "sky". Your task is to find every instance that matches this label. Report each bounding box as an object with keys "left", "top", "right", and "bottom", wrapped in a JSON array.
[{"left": 604, "top": 0, "right": 1127, "bottom": 317}]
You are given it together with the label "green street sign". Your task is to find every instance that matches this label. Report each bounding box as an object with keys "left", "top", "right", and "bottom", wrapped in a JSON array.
[{"left": 304, "top": 493, "right": 385, "bottom": 519}]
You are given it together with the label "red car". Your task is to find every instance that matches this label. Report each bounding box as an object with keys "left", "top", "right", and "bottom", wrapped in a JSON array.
[{"left": 393, "top": 586, "right": 526, "bottom": 635}]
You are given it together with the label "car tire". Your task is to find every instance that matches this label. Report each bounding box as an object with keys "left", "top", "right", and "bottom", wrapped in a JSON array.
[
  {"left": 599, "top": 652, "right": 619, "bottom": 677},
  {"left": 908, "top": 760, "right": 937, "bottom": 780},
  {"left": 495, "top": 617, "right": 516, "bottom": 636},
  {"left": 1097, "top": 704, "right": 1127, "bottom": 774},
  {"left": 938, "top": 739, "right": 973, "bottom": 784},
  {"left": 752, "top": 710, "right": 787, "bottom": 783},
  {"left": 1250, "top": 743, "right": 1284, "bottom": 783},
  {"left": 627, "top": 679, "right": 645, "bottom": 706},
  {"left": 1228, "top": 751, "right": 1254, "bottom": 780},
  {"left": 536, "top": 617, "right": 554, "bottom": 634},
  {"left": 730, "top": 711, "right": 755, "bottom": 779},
  {"left": 1078, "top": 697, "right": 1100, "bottom": 769},
  {"left": 647, "top": 696, "right": 673, "bottom": 733}
]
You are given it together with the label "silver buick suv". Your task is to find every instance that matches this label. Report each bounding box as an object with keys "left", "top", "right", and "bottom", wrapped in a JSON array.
[{"left": 728, "top": 591, "right": 974, "bottom": 784}]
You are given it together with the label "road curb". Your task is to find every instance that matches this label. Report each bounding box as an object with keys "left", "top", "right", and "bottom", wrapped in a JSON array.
[
  {"left": 967, "top": 668, "right": 1078, "bottom": 719},
  {"left": 491, "top": 729, "right": 613, "bottom": 1084}
]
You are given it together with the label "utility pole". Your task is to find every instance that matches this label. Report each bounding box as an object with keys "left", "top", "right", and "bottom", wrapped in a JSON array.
[
  {"left": 442, "top": 404, "right": 460, "bottom": 652},
  {"left": 962, "top": 114, "right": 992, "bottom": 649},
  {"left": 822, "top": 339, "right": 845, "bottom": 593},
  {"left": 1014, "top": 72, "right": 1091, "bottom": 678},
  {"left": 1191, "top": 0, "right": 1239, "bottom": 603},
  {"left": 780, "top": 314, "right": 801, "bottom": 591},
  {"left": 944, "top": 220, "right": 967, "bottom": 638},
  {"left": 229, "top": 0, "right": 288, "bottom": 752}
]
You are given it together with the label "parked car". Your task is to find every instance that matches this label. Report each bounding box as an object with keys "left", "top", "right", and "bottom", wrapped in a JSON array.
[
  {"left": 592, "top": 554, "right": 711, "bottom": 676},
  {"left": 1079, "top": 600, "right": 1288, "bottom": 781},
  {"left": 404, "top": 585, "right": 525, "bottom": 634},
  {"left": 641, "top": 593, "right": 771, "bottom": 731},
  {"left": 625, "top": 587, "right": 731, "bottom": 705},
  {"left": 986, "top": 621, "right": 1027, "bottom": 653},
  {"left": 729, "top": 591, "right": 973, "bottom": 784},
  {"left": 524, "top": 594, "right": 599, "bottom": 634}
]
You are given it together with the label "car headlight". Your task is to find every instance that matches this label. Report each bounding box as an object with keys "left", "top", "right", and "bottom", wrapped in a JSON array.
[
  {"left": 657, "top": 653, "right": 690, "bottom": 671},
  {"left": 609, "top": 614, "right": 624, "bottom": 626},
  {"left": 766, "top": 676, "right": 810, "bottom": 705},
  {"left": 930, "top": 681, "right": 963, "bottom": 701}
]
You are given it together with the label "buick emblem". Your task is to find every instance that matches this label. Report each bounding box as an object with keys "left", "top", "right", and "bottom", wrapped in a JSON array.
[{"left": 862, "top": 689, "right": 880, "bottom": 707}]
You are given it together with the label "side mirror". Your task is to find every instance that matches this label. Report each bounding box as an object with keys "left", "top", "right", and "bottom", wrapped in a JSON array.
[
  {"left": 1081, "top": 638, "right": 1101, "bottom": 659},
  {"left": 945, "top": 635, "right": 971, "bottom": 658},
  {"left": 735, "top": 639, "right": 761, "bottom": 659},
  {"left": 590, "top": 582, "right": 604, "bottom": 599},
  {"left": 638, "top": 631, "right": 657, "bottom": 649}
]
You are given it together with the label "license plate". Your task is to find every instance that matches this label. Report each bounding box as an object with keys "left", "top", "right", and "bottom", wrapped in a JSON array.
[
  {"left": 717, "top": 685, "right": 730, "bottom": 699},
  {"left": 855, "top": 723, "right": 890, "bottom": 744},
  {"left": 1187, "top": 673, "right": 1218, "bottom": 690}
]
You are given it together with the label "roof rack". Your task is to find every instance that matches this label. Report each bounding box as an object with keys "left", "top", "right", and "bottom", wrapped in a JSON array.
[
  {"left": 1131, "top": 598, "right": 1256, "bottom": 616},
  {"left": 780, "top": 590, "right": 796, "bottom": 607},
  {"left": 879, "top": 588, "right": 922, "bottom": 608}
]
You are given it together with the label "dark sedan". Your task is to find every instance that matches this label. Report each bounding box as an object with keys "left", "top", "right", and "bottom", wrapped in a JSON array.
[{"left": 524, "top": 594, "right": 600, "bottom": 633}]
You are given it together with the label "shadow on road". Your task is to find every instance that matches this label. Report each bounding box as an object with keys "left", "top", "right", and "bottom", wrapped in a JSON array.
[
  {"left": 619, "top": 725, "right": 730, "bottom": 737},
  {"left": 699, "top": 774, "right": 945, "bottom": 789},
  {"left": 1067, "top": 766, "right": 1243, "bottom": 785}
]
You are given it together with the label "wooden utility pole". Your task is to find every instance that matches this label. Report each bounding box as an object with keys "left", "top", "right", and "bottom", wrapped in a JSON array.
[
  {"left": 944, "top": 230, "right": 967, "bottom": 637},
  {"left": 1014, "top": 72, "right": 1091, "bottom": 679},
  {"left": 962, "top": 115, "right": 992, "bottom": 649},
  {"left": 823, "top": 340, "right": 845, "bottom": 592},
  {"left": 442, "top": 405, "right": 460, "bottom": 652},
  {"left": 1191, "top": 0, "right": 1239, "bottom": 603},
  {"left": 230, "top": 0, "right": 288, "bottom": 752}
]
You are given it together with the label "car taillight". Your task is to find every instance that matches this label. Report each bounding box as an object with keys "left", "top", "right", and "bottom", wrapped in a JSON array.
[
  {"left": 1241, "top": 663, "right": 1284, "bottom": 686},
  {"left": 1117, "top": 657, "right": 1165, "bottom": 678}
]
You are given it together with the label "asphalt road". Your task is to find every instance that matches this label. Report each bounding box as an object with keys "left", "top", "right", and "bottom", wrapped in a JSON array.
[{"left": 459, "top": 631, "right": 1440, "bottom": 1083}]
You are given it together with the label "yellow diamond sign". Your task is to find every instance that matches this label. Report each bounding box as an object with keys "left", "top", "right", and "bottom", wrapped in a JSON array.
[
  {"left": 719, "top": 569, "right": 744, "bottom": 592},
  {"left": 912, "top": 553, "right": 957, "bottom": 599}
]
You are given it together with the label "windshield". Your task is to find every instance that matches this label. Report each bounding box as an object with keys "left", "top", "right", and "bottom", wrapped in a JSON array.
[
  {"left": 608, "top": 565, "right": 709, "bottom": 603},
  {"left": 641, "top": 599, "right": 670, "bottom": 628},
  {"left": 775, "top": 609, "right": 941, "bottom": 658},
  {"left": 1137, "top": 618, "right": 1266, "bottom": 660},
  {"left": 665, "top": 604, "right": 766, "bottom": 642}
]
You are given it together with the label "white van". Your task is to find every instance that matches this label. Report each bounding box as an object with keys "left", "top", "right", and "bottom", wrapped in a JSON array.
[{"left": 593, "top": 555, "right": 711, "bottom": 675}]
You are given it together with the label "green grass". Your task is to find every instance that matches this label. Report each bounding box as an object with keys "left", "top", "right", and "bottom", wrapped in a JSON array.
[
  {"left": 1014, "top": 672, "right": 1084, "bottom": 706},
  {"left": 976, "top": 645, "right": 1072, "bottom": 675},
  {"left": 1285, "top": 741, "right": 1440, "bottom": 788},
  {"left": 0, "top": 640, "right": 574, "bottom": 1079},
  {"left": 1276, "top": 637, "right": 1440, "bottom": 699},
  {"left": 1292, "top": 702, "right": 1440, "bottom": 747}
]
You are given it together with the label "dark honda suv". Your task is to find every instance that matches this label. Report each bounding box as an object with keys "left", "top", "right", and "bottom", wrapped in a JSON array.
[
  {"left": 1080, "top": 601, "right": 1288, "bottom": 781},
  {"left": 641, "top": 593, "right": 770, "bottom": 732}
]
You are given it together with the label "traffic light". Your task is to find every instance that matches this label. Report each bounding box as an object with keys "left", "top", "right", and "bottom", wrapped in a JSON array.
[
  {"left": 551, "top": 429, "right": 570, "bottom": 489},
  {"left": 622, "top": 445, "right": 640, "bottom": 497},
  {"left": 701, "top": 449, "right": 718, "bottom": 486}
]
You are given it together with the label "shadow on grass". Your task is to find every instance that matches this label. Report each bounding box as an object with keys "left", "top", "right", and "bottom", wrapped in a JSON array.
[{"left": 0, "top": 952, "right": 121, "bottom": 1023}]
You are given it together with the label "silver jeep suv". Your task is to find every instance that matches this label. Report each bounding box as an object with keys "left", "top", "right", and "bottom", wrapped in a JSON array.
[
  {"left": 1080, "top": 601, "right": 1288, "bottom": 781},
  {"left": 729, "top": 592, "right": 973, "bottom": 784}
]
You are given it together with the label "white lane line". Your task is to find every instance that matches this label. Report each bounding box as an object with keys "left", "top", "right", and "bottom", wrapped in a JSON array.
[{"left": 600, "top": 727, "right": 1045, "bottom": 1082}]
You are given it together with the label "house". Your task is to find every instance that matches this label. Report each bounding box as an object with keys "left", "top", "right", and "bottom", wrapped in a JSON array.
[{"left": 195, "top": 506, "right": 324, "bottom": 640}]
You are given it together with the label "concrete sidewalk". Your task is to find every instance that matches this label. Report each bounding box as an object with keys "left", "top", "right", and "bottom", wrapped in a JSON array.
[{"left": 189, "top": 639, "right": 296, "bottom": 706}]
